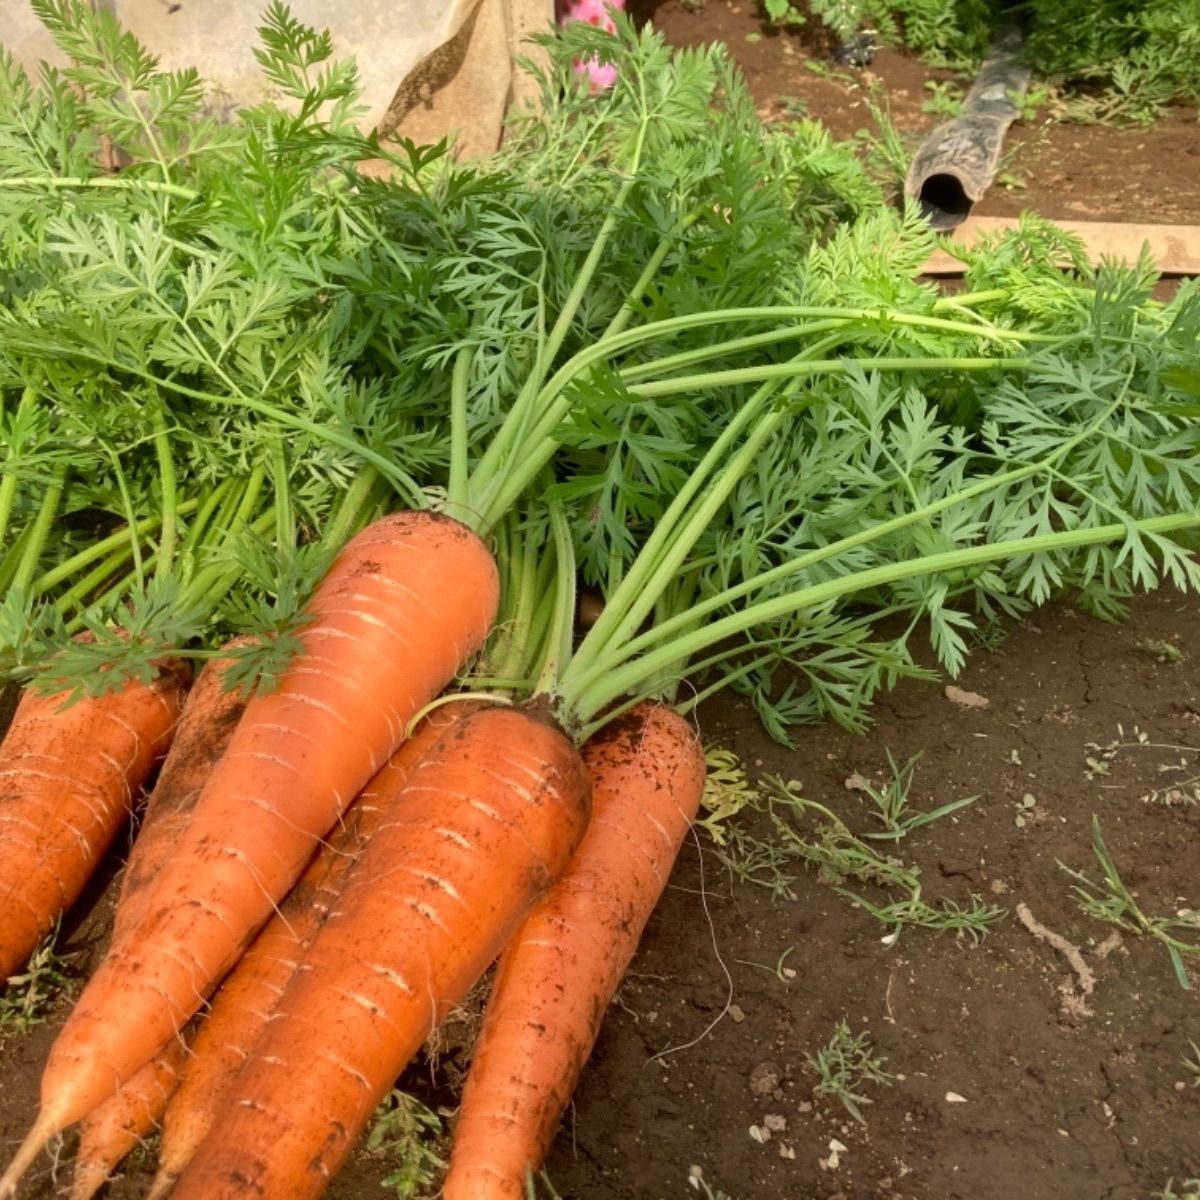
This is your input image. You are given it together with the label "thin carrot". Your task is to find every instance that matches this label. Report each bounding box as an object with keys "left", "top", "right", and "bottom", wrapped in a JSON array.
[
  {"left": 69, "top": 1040, "right": 187, "bottom": 1200},
  {"left": 0, "top": 656, "right": 190, "bottom": 984},
  {"left": 147, "top": 702, "right": 480, "bottom": 1200},
  {"left": 168, "top": 703, "right": 590, "bottom": 1200},
  {"left": 0, "top": 511, "right": 499, "bottom": 1197},
  {"left": 112, "top": 641, "right": 250, "bottom": 939},
  {"left": 443, "top": 703, "right": 706, "bottom": 1200},
  {"left": 66, "top": 644, "right": 249, "bottom": 1200}
]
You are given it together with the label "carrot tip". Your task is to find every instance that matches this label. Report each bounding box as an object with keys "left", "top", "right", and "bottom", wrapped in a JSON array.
[
  {"left": 68, "top": 1164, "right": 108, "bottom": 1200},
  {"left": 0, "top": 1110, "right": 59, "bottom": 1199},
  {"left": 145, "top": 1168, "right": 177, "bottom": 1200}
]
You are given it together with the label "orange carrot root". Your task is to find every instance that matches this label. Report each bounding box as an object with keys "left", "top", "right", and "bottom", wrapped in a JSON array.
[
  {"left": 26, "top": 512, "right": 499, "bottom": 1147},
  {"left": 69, "top": 1040, "right": 187, "bottom": 1200},
  {"left": 444, "top": 703, "right": 706, "bottom": 1199},
  {"left": 169, "top": 704, "right": 590, "bottom": 1200},
  {"left": 111, "top": 642, "right": 250, "bottom": 940},
  {"left": 0, "top": 658, "right": 190, "bottom": 983},
  {"left": 151, "top": 703, "right": 478, "bottom": 1193}
]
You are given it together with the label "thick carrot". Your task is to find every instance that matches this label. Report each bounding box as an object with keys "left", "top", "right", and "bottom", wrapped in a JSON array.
[
  {"left": 0, "top": 511, "right": 499, "bottom": 1196},
  {"left": 112, "top": 643, "right": 249, "bottom": 938},
  {"left": 168, "top": 704, "right": 590, "bottom": 1200},
  {"left": 0, "top": 658, "right": 190, "bottom": 984},
  {"left": 66, "top": 645, "right": 249, "bottom": 1200},
  {"left": 147, "top": 702, "right": 479, "bottom": 1200},
  {"left": 443, "top": 703, "right": 706, "bottom": 1200},
  {"left": 69, "top": 1039, "right": 187, "bottom": 1200}
]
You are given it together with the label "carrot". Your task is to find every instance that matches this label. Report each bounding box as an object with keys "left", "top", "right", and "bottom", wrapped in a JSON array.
[
  {"left": 167, "top": 703, "right": 590, "bottom": 1200},
  {"left": 146, "top": 702, "right": 479, "bottom": 1200},
  {"left": 0, "top": 657, "right": 190, "bottom": 984},
  {"left": 443, "top": 703, "right": 706, "bottom": 1200},
  {"left": 65, "top": 645, "right": 249, "bottom": 1200},
  {"left": 112, "top": 642, "right": 249, "bottom": 939},
  {"left": 0, "top": 511, "right": 499, "bottom": 1197},
  {"left": 69, "top": 1039, "right": 187, "bottom": 1200}
]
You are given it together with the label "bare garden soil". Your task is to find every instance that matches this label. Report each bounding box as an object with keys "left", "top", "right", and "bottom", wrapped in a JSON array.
[{"left": 2, "top": 589, "right": 1198, "bottom": 1200}]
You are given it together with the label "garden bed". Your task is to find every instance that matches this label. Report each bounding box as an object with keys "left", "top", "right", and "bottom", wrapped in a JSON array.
[
  {"left": 2, "top": 591, "right": 1197, "bottom": 1199},
  {"left": 629, "top": 0, "right": 1200, "bottom": 226}
]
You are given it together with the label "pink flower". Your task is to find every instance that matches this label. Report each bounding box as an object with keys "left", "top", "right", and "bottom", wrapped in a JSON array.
[{"left": 556, "top": 0, "right": 624, "bottom": 92}]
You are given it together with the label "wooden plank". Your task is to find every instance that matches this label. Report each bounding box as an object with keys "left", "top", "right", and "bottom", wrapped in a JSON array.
[{"left": 921, "top": 216, "right": 1200, "bottom": 276}]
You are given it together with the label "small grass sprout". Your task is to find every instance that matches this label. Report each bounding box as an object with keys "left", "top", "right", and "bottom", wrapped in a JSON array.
[
  {"left": 1083, "top": 725, "right": 1200, "bottom": 805},
  {"left": 1157, "top": 1181, "right": 1200, "bottom": 1200},
  {"left": 0, "top": 928, "right": 73, "bottom": 1034},
  {"left": 365, "top": 1089, "right": 446, "bottom": 1198},
  {"left": 1183, "top": 1039, "right": 1200, "bottom": 1088},
  {"left": 687, "top": 1165, "right": 734, "bottom": 1200},
  {"left": 805, "top": 1020, "right": 894, "bottom": 1125},
  {"left": 1059, "top": 816, "right": 1200, "bottom": 990},
  {"left": 849, "top": 750, "right": 980, "bottom": 841}
]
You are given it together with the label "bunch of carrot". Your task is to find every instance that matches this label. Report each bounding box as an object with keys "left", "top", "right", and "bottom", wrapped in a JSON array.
[{"left": 4, "top": 7, "right": 1200, "bottom": 1200}]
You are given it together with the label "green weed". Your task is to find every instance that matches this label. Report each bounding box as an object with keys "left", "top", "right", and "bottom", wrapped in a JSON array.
[
  {"left": 805, "top": 1020, "right": 895, "bottom": 1124},
  {"left": 849, "top": 750, "right": 980, "bottom": 841},
  {"left": 1182, "top": 1039, "right": 1200, "bottom": 1088},
  {"left": 1059, "top": 816, "right": 1200, "bottom": 990},
  {"left": 0, "top": 929, "right": 73, "bottom": 1033},
  {"left": 365, "top": 1090, "right": 446, "bottom": 1198},
  {"left": 922, "top": 81, "right": 965, "bottom": 118}
]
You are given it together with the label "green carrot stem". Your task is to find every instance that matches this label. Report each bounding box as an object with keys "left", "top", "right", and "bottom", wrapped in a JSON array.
[
  {"left": 0, "top": 385, "right": 38, "bottom": 548},
  {"left": 567, "top": 510, "right": 1200, "bottom": 724},
  {"left": 468, "top": 122, "right": 651, "bottom": 513},
  {"left": 271, "top": 440, "right": 294, "bottom": 555},
  {"left": 627, "top": 356, "right": 1033, "bottom": 399},
  {"left": 323, "top": 467, "right": 382, "bottom": 550},
  {"left": 11, "top": 465, "right": 66, "bottom": 594},
  {"left": 594, "top": 391, "right": 1128, "bottom": 670},
  {"left": 179, "top": 480, "right": 237, "bottom": 564},
  {"left": 152, "top": 409, "right": 178, "bottom": 577},
  {"left": 32, "top": 498, "right": 201, "bottom": 596},
  {"left": 599, "top": 211, "right": 701, "bottom": 343},
  {"left": 0, "top": 526, "right": 35, "bottom": 596},
  {"left": 447, "top": 345, "right": 472, "bottom": 515},
  {"left": 0, "top": 176, "right": 198, "bottom": 199},
  {"left": 53, "top": 544, "right": 141, "bottom": 617},
  {"left": 533, "top": 498, "right": 577, "bottom": 697}
]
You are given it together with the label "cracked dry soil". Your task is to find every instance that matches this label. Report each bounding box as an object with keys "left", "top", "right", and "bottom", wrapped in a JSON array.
[{"left": 1, "top": 591, "right": 1198, "bottom": 1200}]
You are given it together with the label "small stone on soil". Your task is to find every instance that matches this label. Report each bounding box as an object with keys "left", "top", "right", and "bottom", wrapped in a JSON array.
[{"left": 749, "top": 1062, "right": 781, "bottom": 1095}]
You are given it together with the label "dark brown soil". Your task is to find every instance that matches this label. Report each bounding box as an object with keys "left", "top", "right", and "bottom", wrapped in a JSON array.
[
  {"left": 629, "top": 0, "right": 1200, "bottom": 226},
  {"left": 2, "top": 591, "right": 1198, "bottom": 1199}
]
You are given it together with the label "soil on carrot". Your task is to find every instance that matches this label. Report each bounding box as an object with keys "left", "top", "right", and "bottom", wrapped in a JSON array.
[
  {"left": 1, "top": 589, "right": 1197, "bottom": 1199},
  {"left": 628, "top": 0, "right": 1200, "bottom": 227}
]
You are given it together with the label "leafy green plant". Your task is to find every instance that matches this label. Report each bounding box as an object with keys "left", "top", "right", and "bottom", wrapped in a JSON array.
[
  {"left": 805, "top": 1019, "right": 894, "bottom": 1124},
  {"left": 851, "top": 0, "right": 1200, "bottom": 121},
  {"left": 761, "top": 0, "right": 806, "bottom": 28},
  {"left": 0, "top": 929, "right": 73, "bottom": 1033},
  {"left": 364, "top": 1090, "right": 446, "bottom": 1198},
  {"left": 1059, "top": 816, "right": 1200, "bottom": 989},
  {"left": 922, "top": 80, "right": 965, "bottom": 118}
]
